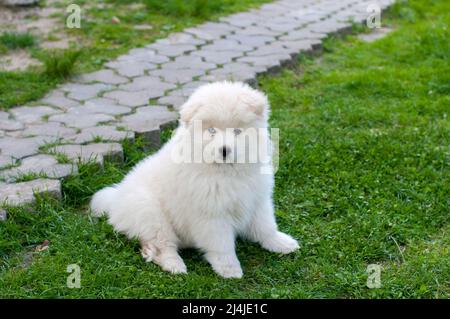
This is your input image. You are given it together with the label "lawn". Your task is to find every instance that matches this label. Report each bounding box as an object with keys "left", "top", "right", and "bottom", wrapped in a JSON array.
[
  {"left": 0, "top": 0, "right": 271, "bottom": 109},
  {"left": 0, "top": 0, "right": 448, "bottom": 298}
]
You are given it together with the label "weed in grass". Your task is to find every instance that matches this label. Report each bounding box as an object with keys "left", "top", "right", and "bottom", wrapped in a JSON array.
[
  {"left": 43, "top": 50, "right": 81, "bottom": 79},
  {"left": 0, "top": 32, "right": 36, "bottom": 51}
]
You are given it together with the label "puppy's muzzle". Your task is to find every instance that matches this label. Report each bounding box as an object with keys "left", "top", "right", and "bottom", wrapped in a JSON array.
[{"left": 220, "top": 146, "right": 232, "bottom": 160}]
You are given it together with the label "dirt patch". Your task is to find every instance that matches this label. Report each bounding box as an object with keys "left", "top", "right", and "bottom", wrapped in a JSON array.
[
  {"left": 357, "top": 27, "right": 394, "bottom": 43},
  {"left": 0, "top": 49, "right": 42, "bottom": 71},
  {"left": 0, "top": 1, "right": 77, "bottom": 71}
]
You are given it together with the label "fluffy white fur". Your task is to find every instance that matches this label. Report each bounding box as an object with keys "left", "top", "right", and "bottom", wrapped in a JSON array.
[{"left": 90, "top": 81, "right": 299, "bottom": 278}]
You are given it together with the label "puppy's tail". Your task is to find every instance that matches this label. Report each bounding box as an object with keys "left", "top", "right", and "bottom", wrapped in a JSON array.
[{"left": 90, "top": 186, "right": 117, "bottom": 217}]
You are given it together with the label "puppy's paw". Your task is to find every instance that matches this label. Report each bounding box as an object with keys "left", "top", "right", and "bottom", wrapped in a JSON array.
[
  {"left": 159, "top": 257, "right": 188, "bottom": 274},
  {"left": 262, "top": 231, "right": 299, "bottom": 254},
  {"left": 213, "top": 263, "right": 243, "bottom": 279},
  {"left": 141, "top": 245, "right": 155, "bottom": 262}
]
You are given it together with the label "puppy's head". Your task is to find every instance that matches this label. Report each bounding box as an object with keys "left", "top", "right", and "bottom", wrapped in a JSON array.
[{"left": 178, "top": 81, "right": 270, "bottom": 165}]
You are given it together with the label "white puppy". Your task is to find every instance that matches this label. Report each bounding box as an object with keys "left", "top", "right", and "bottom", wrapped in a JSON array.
[{"left": 90, "top": 81, "right": 299, "bottom": 278}]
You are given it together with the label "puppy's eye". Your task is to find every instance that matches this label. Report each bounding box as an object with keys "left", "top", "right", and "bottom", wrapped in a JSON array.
[
  {"left": 233, "top": 128, "right": 242, "bottom": 135},
  {"left": 208, "top": 127, "right": 216, "bottom": 134}
]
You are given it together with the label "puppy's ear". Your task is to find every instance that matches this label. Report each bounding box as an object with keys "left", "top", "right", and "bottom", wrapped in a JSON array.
[
  {"left": 179, "top": 100, "right": 201, "bottom": 125},
  {"left": 240, "top": 87, "right": 269, "bottom": 117}
]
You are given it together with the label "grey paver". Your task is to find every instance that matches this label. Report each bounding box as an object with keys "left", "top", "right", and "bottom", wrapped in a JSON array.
[
  {"left": 121, "top": 106, "right": 178, "bottom": 132},
  {"left": 65, "top": 126, "right": 134, "bottom": 144},
  {"left": 11, "top": 106, "right": 61, "bottom": 124},
  {"left": 41, "top": 90, "right": 80, "bottom": 110},
  {"left": 0, "top": 155, "right": 15, "bottom": 169},
  {"left": 0, "top": 154, "right": 77, "bottom": 182},
  {"left": 157, "top": 95, "right": 186, "bottom": 110},
  {"left": 103, "top": 90, "right": 154, "bottom": 107},
  {"left": 191, "top": 50, "right": 244, "bottom": 64},
  {"left": 0, "top": 118, "right": 24, "bottom": 131},
  {"left": 50, "top": 143, "right": 123, "bottom": 165},
  {"left": 0, "top": 136, "right": 58, "bottom": 159},
  {"left": 151, "top": 68, "right": 206, "bottom": 84},
  {"left": 48, "top": 112, "right": 115, "bottom": 129},
  {"left": 0, "top": 179, "right": 61, "bottom": 206},
  {"left": 120, "top": 76, "right": 176, "bottom": 93},
  {"left": 0, "top": 209, "right": 6, "bottom": 222},
  {"left": 106, "top": 60, "right": 157, "bottom": 78},
  {"left": 76, "top": 69, "right": 129, "bottom": 85},
  {"left": 72, "top": 98, "right": 132, "bottom": 116},
  {"left": 119, "top": 48, "right": 170, "bottom": 64},
  {"left": 21, "top": 122, "right": 77, "bottom": 138},
  {"left": 61, "top": 83, "right": 113, "bottom": 101}
]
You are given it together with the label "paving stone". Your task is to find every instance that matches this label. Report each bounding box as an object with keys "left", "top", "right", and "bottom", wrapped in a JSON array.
[
  {"left": 202, "top": 39, "right": 253, "bottom": 52},
  {"left": 185, "top": 22, "right": 239, "bottom": 40},
  {"left": 106, "top": 60, "right": 157, "bottom": 78},
  {"left": 237, "top": 54, "right": 291, "bottom": 71},
  {"left": 72, "top": 98, "right": 132, "bottom": 116},
  {"left": 61, "top": 83, "right": 113, "bottom": 101},
  {"left": 238, "top": 26, "right": 279, "bottom": 37},
  {"left": 220, "top": 12, "right": 262, "bottom": 28},
  {"left": 121, "top": 106, "right": 177, "bottom": 146},
  {"left": 0, "top": 111, "right": 9, "bottom": 120},
  {"left": 10, "top": 106, "right": 61, "bottom": 124},
  {"left": 205, "top": 63, "right": 265, "bottom": 84},
  {"left": 151, "top": 68, "right": 206, "bottom": 84},
  {"left": 120, "top": 48, "right": 170, "bottom": 64},
  {"left": 0, "top": 155, "right": 15, "bottom": 169},
  {"left": 248, "top": 42, "right": 294, "bottom": 57},
  {"left": 41, "top": 90, "right": 80, "bottom": 110},
  {"left": 280, "top": 39, "right": 316, "bottom": 53},
  {"left": 279, "top": 28, "right": 328, "bottom": 41},
  {"left": 226, "top": 34, "right": 275, "bottom": 47},
  {"left": 121, "top": 106, "right": 177, "bottom": 130},
  {"left": 0, "top": 154, "right": 77, "bottom": 182},
  {"left": 0, "top": 117, "right": 24, "bottom": 131},
  {"left": 76, "top": 69, "right": 129, "bottom": 85},
  {"left": 0, "top": 179, "right": 61, "bottom": 206},
  {"left": 155, "top": 32, "right": 205, "bottom": 46},
  {"left": 48, "top": 112, "right": 115, "bottom": 129},
  {"left": 103, "top": 90, "right": 154, "bottom": 107},
  {"left": 0, "top": 209, "right": 6, "bottom": 222},
  {"left": 161, "top": 55, "right": 217, "bottom": 71},
  {"left": 0, "top": 136, "right": 57, "bottom": 159},
  {"left": 191, "top": 50, "right": 244, "bottom": 65},
  {"left": 50, "top": 143, "right": 123, "bottom": 165},
  {"left": 308, "top": 19, "right": 352, "bottom": 34},
  {"left": 150, "top": 43, "right": 197, "bottom": 58},
  {"left": 21, "top": 122, "right": 77, "bottom": 138},
  {"left": 120, "top": 76, "right": 176, "bottom": 93},
  {"left": 157, "top": 95, "right": 186, "bottom": 110},
  {"left": 65, "top": 126, "right": 134, "bottom": 144}
]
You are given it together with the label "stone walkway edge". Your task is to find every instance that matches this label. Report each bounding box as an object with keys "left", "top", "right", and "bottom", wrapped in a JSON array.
[{"left": 0, "top": 0, "right": 394, "bottom": 216}]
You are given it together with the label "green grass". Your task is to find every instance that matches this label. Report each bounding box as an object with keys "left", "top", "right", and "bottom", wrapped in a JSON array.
[
  {"left": 42, "top": 50, "right": 81, "bottom": 79},
  {"left": 0, "top": 0, "right": 449, "bottom": 298},
  {"left": 0, "top": 0, "right": 271, "bottom": 110},
  {"left": 0, "top": 32, "right": 36, "bottom": 52}
]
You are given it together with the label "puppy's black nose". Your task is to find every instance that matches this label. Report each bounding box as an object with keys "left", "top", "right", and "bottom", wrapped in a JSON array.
[{"left": 220, "top": 146, "right": 231, "bottom": 159}]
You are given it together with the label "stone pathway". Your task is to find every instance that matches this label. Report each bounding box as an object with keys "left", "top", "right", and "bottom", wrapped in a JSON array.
[{"left": 0, "top": 0, "right": 394, "bottom": 212}]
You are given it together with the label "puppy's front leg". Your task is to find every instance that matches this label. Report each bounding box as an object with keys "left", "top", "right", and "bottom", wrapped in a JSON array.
[
  {"left": 247, "top": 199, "right": 299, "bottom": 254},
  {"left": 195, "top": 220, "right": 243, "bottom": 279}
]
